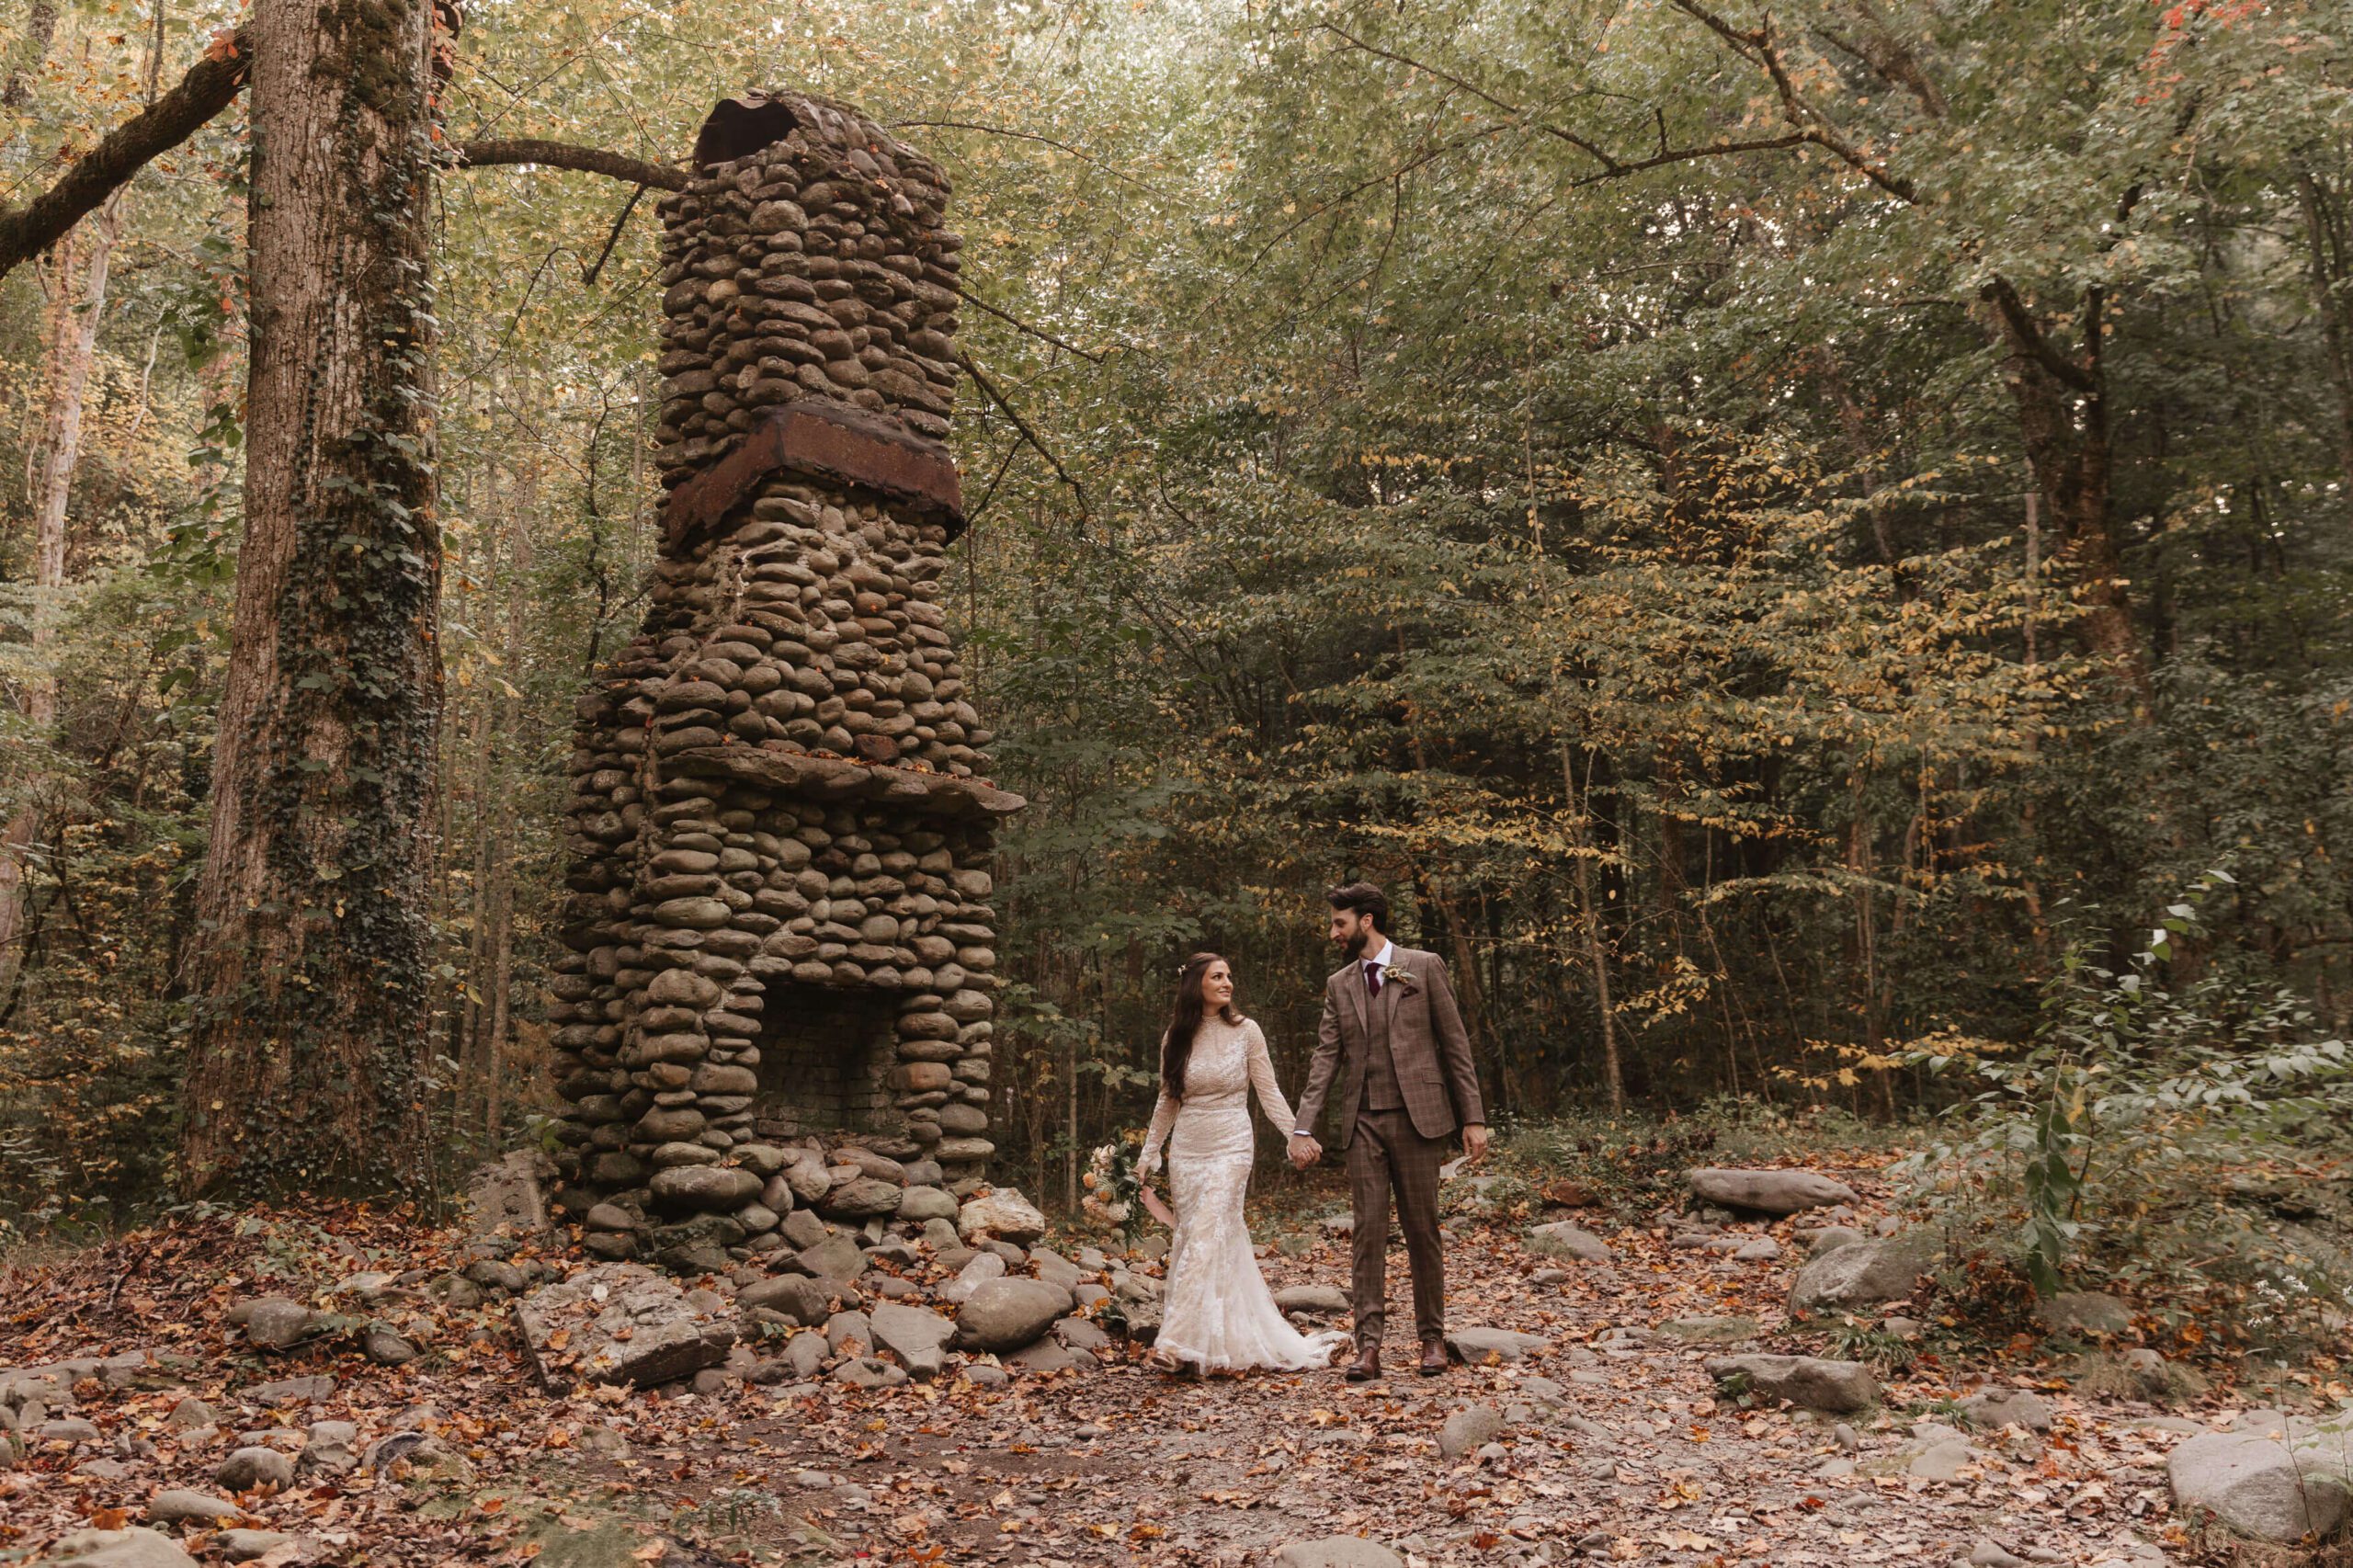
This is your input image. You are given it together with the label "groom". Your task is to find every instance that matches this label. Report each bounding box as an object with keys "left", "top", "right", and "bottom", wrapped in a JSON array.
[{"left": 1290, "top": 882, "right": 1488, "bottom": 1381}]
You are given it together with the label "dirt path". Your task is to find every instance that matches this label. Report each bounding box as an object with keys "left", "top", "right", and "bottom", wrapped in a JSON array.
[{"left": 0, "top": 1191, "right": 2206, "bottom": 1567}]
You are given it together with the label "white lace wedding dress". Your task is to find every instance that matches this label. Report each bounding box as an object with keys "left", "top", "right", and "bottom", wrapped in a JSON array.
[{"left": 1139, "top": 1017, "right": 1347, "bottom": 1372}]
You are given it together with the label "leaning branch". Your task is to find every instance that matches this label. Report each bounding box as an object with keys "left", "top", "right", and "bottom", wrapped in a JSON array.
[
  {"left": 0, "top": 27, "right": 250, "bottom": 281},
  {"left": 449, "top": 139, "right": 688, "bottom": 191},
  {"left": 953, "top": 350, "right": 1089, "bottom": 514}
]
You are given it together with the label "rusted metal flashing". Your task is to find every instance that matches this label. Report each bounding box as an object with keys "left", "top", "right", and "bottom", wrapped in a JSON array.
[{"left": 662, "top": 400, "right": 966, "bottom": 551}]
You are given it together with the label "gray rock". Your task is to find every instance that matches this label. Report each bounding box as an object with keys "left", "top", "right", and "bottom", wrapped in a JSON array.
[
  {"left": 2168, "top": 1429, "right": 2349, "bottom": 1541},
  {"left": 1688, "top": 1167, "right": 1859, "bottom": 1215},
  {"left": 824, "top": 1310, "right": 872, "bottom": 1357},
  {"left": 832, "top": 1357, "right": 911, "bottom": 1390},
  {"left": 243, "top": 1375, "right": 334, "bottom": 1406},
  {"left": 1525, "top": 1222, "right": 1612, "bottom": 1262},
  {"left": 361, "top": 1326, "right": 417, "bottom": 1365},
  {"left": 513, "top": 1262, "right": 735, "bottom": 1388},
  {"left": 2036, "top": 1290, "right": 2133, "bottom": 1337},
  {"left": 1271, "top": 1538, "right": 1404, "bottom": 1568},
  {"left": 1029, "top": 1247, "right": 1086, "bottom": 1290},
  {"left": 818, "top": 1176, "right": 904, "bottom": 1219},
  {"left": 896, "top": 1186, "right": 958, "bottom": 1222},
  {"left": 1908, "top": 1438, "right": 1975, "bottom": 1483},
  {"left": 1961, "top": 1388, "right": 2054, "bottom": 1432},
  {"left": 216, "top": 1531, "right": 301, "bottom": 1563},
  {"left": 462, "top": 1258, "right": 528, "bottom": 1293},
  {"left": 299, "top": 1421, "right": 358, "bottom": 1474},
  {"left": 215, "top": 1445, "right": 294, "bottom": 1492},
  {"left": 1446, "top": 1326, "right": 1550, "bottom": 1363},
  {"left": 1798, "top": 1225, "right": 1867, "bottom": 1256},
  {"left": 939, "top": 1251, "right": 1006, "bottom": 1303},
  {"left": 1658, "top": 1316, "right": 1760, "bottom": 1345},
  {"left": 236, "top": 1300, "right": 318, "bottom": 1350},
  {"left": 147, "top": 1488, "right": 244, "bottom": 1525},
  {"left": 740, "top": 1275, "right": 833, "bottom": 1325},
  {"left": 42, "top": 1528, "right": 201, "bottom": 1568},
  {"left": 165, "top": 1397, "right": 216, "bottom": 1432},
  {"left": 1275, "top": 1284, "right": 1351, "bottom": 1318},
  {"left": 954, "top": 1278, "right": 1074, "bottom": 1352},
  {"left": 797, "top": 1233, "right": 867, "bottom": 1282},
  {"left": 1007, "top": 1338, "right": 1083, "bottom": 1373},
  {"left": 1706, "top": 1354, "right": 1880, "bottom": 1414},
  {"left": 961, "top": 1363, "right": 1009, "bottom": 1389},
  {"left": 649, "top": 1165, "right": 762, "bottom": 1213},
  {"left": 1733, "top": 1237, "right": 1783, "bottom": 1262},
  {"left": 1439, "top": 1404, "right": 1506, "bottom": 1459},
  {"left": 1968, "top": 1539, "right": 2027, "bottom": 1568},
  {"left": 1052, "top": 1316, "right": 1111, "bottom": 1352},
  {"left": 1788, "top": 1231, "right": 1938, "bottom": 1315},
  {"left": 957, "top": 1188, "right": 1047, "bottom": 1245}
]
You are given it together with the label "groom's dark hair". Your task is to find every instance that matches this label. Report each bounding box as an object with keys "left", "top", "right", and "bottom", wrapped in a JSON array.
[{"left": 1326, "top": 881, "right": 1390, "bottom": 933}]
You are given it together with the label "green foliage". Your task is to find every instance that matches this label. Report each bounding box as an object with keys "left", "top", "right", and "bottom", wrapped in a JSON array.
[{"left": 1902, "top": 874, "right": 2353, "bottom": 1346}]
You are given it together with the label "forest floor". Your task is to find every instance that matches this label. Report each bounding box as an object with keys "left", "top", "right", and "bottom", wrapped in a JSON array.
[{"left": 0, "top": 1142, "right": 2293, "bottom": 1568}]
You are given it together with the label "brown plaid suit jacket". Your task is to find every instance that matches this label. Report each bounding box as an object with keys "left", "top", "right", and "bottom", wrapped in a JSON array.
[{"left": 1293, "top": 946, "right": 1485, "bottom": 1150}]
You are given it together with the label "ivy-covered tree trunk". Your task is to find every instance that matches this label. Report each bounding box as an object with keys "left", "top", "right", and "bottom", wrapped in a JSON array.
[{"left": 176, "top": 0, "right": 444, "bottom": 1200}]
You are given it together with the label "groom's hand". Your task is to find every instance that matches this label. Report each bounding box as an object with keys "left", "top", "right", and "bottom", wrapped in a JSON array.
[
  {"left": 1288, "top": 1133, "right": 1322, "bottom": 1170},
  {"left": 1461, "top": 1123, "right": 1491, "bottom": 1163}
]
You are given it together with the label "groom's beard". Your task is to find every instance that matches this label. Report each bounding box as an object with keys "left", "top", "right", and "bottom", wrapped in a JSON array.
[{"left": 1342, "top": 928, "right": 1370, "bottom": 961}]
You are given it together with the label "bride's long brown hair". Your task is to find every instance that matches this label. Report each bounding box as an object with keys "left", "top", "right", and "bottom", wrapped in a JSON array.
[{"left": 1161, "top": 951, "right": 1243, "bottom": 1104}]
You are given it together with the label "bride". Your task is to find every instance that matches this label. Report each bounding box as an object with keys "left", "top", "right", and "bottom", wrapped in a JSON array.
[{"left": 1137, "top": 952, "right": 1346, "bottom": 1374}]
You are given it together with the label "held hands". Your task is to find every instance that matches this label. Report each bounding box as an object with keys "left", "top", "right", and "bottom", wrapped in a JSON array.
[{"left": 1288, "top": 1132, "right": 1323, "bottom": 1170}]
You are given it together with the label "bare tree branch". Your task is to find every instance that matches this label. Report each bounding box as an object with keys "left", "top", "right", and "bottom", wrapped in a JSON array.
[
  {"left": 449, "top": 139, "right": 688, "bottom": 190},
  {"left": 1978, "top": 275, "right": 2097, "bottom": 392},
  {"left": 0, "top": 28, "right": 251, "bottom": 282},
  {"left": 953, "top": 350, "right": 1089, "bottom": 514},
  {"left": 952, "top": 285, "right": 1106, "bottom": 364}
]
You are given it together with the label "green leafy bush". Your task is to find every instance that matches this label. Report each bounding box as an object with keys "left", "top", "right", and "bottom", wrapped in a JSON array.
[{"left": 1902, "top": 872, "right": 2353, "bottom": 1353}]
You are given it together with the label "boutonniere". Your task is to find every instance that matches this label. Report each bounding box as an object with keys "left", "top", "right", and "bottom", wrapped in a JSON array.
[{"left": 1380, "top": 962, "right": 1419, "bottom": 994}]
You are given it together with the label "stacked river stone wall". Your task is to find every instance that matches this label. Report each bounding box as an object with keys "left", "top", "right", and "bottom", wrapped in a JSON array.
[{"left": 545, "top": 93, "right": 1022, "bottom": 1269}]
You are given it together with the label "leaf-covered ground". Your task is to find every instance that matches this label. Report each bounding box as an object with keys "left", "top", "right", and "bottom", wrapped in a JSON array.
[{"left": 0, "top": 1167, "right": 2246, "bottom": 1568}]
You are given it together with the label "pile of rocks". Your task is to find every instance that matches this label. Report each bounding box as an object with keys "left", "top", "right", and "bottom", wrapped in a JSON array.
[
  {"left": 514, "top": 1183, "right": 1154, "bottom": 1395},
  {"left": 544, "top": 93, "right": 1023, "bottom": 1259}
]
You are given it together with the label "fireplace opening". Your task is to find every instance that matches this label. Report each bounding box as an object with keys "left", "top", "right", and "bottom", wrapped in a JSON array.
[{"left": 752, "top": 986, "right": 900, "bottom": 1142}]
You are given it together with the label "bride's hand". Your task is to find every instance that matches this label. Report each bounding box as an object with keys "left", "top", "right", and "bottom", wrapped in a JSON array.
[{"left": 1139, "top": 1184, "right": 1176, "bottom": 1229}]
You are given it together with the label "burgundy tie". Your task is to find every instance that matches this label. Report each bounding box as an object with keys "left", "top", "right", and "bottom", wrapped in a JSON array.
[{"left": 1363, "top": 960, "right": 1381, "bottom": 996}]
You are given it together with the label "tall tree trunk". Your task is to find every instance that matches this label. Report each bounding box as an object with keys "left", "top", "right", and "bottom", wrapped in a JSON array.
[
  {"left": 483, "top": 477, "right": 531, "bottom": 1141},
  {"left": 1982, "top": 281, "right": 2148, "bottom": 700},
  {"left": 1563, "top": 750, "right": 1625, "bottom": 1117},
  {"left": 0, "top": 196, "right": 120, "bottom": 992},
  {"left": 2295, "top": 166, "right": 2353, "bottom": 499},
  {"left": 176, "top": 0, "right": 444, "bottom": 1200}
]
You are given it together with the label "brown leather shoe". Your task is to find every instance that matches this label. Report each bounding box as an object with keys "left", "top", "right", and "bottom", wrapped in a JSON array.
[
  {"left": 1345, "top": 1340, "right": 1381, "bottom": 1381},
  {"left": 1417, "top": 1338, "right": 1449, "bottom": 1376}
]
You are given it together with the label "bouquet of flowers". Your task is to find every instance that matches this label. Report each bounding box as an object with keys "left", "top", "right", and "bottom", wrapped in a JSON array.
[{"left": 1079, "top": 1135, "right": 1144, "bottom": 1244}]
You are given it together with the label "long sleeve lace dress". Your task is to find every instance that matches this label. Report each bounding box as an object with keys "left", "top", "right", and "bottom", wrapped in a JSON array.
[{"left": 1138, "top": 1017, "right": 1346, "bottom": 1372}]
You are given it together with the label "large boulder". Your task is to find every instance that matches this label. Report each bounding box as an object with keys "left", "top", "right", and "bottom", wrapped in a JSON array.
[
  {"left": 2035, "top": 1290, "right": 2132, "bottom": 1337},
  {"left": 870, "top": 1303, "right": 957, "bottom": 1381},
  {"left": 954, "top": 1278, "right": 1072, "bottom": 1352},
  {"left": 739, "top": 1275, "right": 833, "bottom": 1326},
  {"left": 817, "top": 1177, "right": 904, "bottom": 1220},
  {"left": 2168, "top": 1430, "right": 2349, "bottom": 1542},
  {"left": 1707, "top": 1353, "right": 1880, "bottom": 1414},
  {"left": 1273, "top": 1540, "right": 1404, "bottom": 1568},
  {"left": 514, "top": 1263, "right": 735, "bottom": 1388},
  {"left": 1688, "top": 1168, "right": 1859, "bottom": 1216},
  {"left": 1439, "top": 1403, "right": 1506, "bottom": 1459},
  {"left": 1788, "top": 1231, "right": 1939, "bottom": 1315},
  {"left": 958, "top": 1188, "right": 1047, "bottom": 1246},
  {"left": 648, "top": 1165, "right": 761, "bottom": 1213},
  {"left": 40, "top": 1529, "right": 200, "bottom": 1568},
  {"left": 1525, "top": 1222, "right": 1612, "bottom": 1263}
]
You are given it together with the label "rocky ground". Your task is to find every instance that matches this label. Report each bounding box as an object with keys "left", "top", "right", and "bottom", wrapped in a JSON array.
[{"left": 4, "top": 1155, "right": 2348, "bottom": 1568}]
